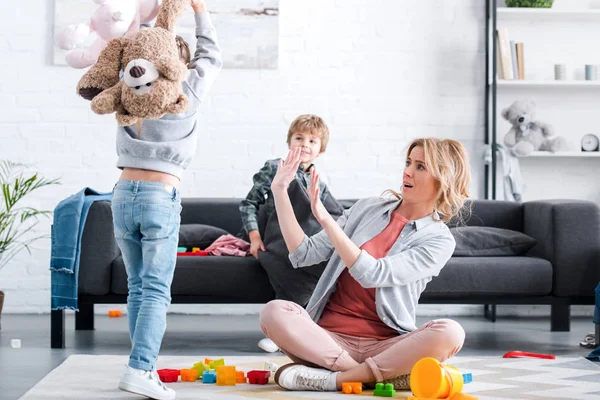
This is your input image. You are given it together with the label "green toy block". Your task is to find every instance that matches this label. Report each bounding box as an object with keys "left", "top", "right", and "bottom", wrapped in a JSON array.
[
  {"left": 209, "top": 358, "right": 225, "bottom": 369},
  {"left": 373, "top": 383, "right": 396, "bottom": 397},
  {"left": 192, "top": 361, "right": 209, "bottom": 374}
]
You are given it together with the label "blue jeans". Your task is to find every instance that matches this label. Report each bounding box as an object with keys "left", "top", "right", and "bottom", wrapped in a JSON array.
[{"left": 111, "top": 181, "right": 181, "bottom": 371}]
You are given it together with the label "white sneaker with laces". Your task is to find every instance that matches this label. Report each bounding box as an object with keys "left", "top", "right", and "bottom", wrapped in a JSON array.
[
  {"left": 274, "top": 363, "right": 338, "bottom": 391},
  {"left": 258, "top": 337, "right": 280, "bottom": 353},
  {"left": 118, "top": 366, "right": 176, "bottom": 400}
]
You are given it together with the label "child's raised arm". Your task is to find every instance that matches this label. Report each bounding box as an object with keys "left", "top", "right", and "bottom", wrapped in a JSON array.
[{"left": 186, "top": 0, "right": 223, "bottom": 102}]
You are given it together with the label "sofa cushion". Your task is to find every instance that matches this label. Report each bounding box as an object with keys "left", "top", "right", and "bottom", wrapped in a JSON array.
[
  {"left": 450, "top": 226, "right": 537, "bottom": 256},
  {"left": 111, "top": 255, "right": 275, "bottom": 302},
  {"left": 178, "top": 224, "right": 229, "bottom": 250},
  {"left": 422, "top": 256, "right": 552, "bottom": 298}
]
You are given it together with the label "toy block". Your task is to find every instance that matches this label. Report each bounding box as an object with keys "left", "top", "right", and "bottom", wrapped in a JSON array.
[
  {"left": 373, "top": 383, "right": 395, "bottom": 397},
  {"left": 236, "top": 370, "right": 246, "bottom": 383},
  {"left": 192, "top": 361, "right": 209, "bottom": 374},
  {"left": 177, "top": 247, "right": 187, "bottom": 252},
  {"left": 204, "top": 357, "right": 225, "bottom": 369},
  {"left": 180, "top": 368, "right": 199, "bottom": 382},
  {"left": 108, "top": 310, "right": 122, "bottom": 317},
  {"left": 247, "top": 370, "right": 270, "bottom": 384},
  {"left": 192, "top": 247, "right": 201, "bottom": 252},
  {"left": 462, "top": 373, "right": 473, "bottom": 384},
  {"left": 216, "top": 366, "right": 237, "bottom": 386},
  {"left": 202, "top": 370, "right": 216, "bottom": 384},
  {"left": 157, "top": 369, "right": 180, "bottom": 383},
  {"left": 341, "top": 382, "right": 362, "bottom": 394},
  {"left": 264, "top": 361, "right": 279, "bottom": 373}
]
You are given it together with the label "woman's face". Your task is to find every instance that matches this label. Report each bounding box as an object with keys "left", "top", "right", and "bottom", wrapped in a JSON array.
[{"left": 402, "top": 146, "right": 438, "bottom": 205}]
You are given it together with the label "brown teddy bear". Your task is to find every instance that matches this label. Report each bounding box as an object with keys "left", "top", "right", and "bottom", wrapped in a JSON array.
[{"left": 76, "top": 0, "right": 189, "bottom": 126}]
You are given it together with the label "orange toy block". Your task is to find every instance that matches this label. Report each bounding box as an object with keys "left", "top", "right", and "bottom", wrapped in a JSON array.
[
  {"left": 342, "top": 382, "right": 362, "bottom": 394},
  {"left": 180, "top": 368, "right": 199, "bottom": 382},
  {"left": 108, "top": 310, "right": 122, "bottom": 317},
  {"left": 216, "top": 366, "right": 237, "bottom": 386},
  {"left": 236, "top": 370, "right": 246, "bottom": 383}
]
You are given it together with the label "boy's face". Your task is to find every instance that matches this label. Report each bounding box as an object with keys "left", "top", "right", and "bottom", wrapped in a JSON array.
[{"left": 288, "top": 130, "right": 322, "bottom": 166}]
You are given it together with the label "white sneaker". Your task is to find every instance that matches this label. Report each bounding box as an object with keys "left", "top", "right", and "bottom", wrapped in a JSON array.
[
  {"left": 274, "top": 363, "right": 337, "bottom": 391},
  {"left": 118, "top": 366, "right": 176, "bottom": 400},
  {"left": 258, "top": 337, "right": 280, "bottom": 353}
]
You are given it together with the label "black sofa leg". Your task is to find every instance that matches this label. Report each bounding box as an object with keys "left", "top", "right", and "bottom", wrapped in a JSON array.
[
  {"left": 551, "top": 302, "right": 570, "bottom": 332},
  {"left": 484, "top": 304, "right": 497, "bottom": 322},
  {"left": 75, "top": 303, "right": 94, "bottom": 331},
  {"left": 51, "top": 309, "right": 65, "bottom": 349}
]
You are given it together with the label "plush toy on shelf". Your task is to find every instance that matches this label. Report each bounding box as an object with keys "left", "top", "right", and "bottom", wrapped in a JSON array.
[
  {"left": 54, "top": 0, "right": 162, "bottom": 69},
  {"left": 501, "top": 99, "right": 566, "bottom": 157}
]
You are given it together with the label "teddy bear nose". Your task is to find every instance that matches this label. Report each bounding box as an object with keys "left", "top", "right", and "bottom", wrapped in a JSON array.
[{"left": 130, "top": 66, "right": 146, "bottom": 78}]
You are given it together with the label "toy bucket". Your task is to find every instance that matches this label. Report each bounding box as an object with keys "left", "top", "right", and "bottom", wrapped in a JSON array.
[{"left": 410, "top": 357, "right": 464, "bottom": 399}]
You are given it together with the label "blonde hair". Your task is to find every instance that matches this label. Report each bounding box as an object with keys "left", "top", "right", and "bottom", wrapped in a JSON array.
[
  {"left": 287, "top": 114, "right": 330, "bottom": 153},
  {"left": 385, "top": 138, "right": 471, "bottom": 223}
]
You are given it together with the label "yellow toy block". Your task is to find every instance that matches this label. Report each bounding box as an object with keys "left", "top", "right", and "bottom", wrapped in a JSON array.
[{"left": 216, "top": 366, "right": 237, "bottom": 386}]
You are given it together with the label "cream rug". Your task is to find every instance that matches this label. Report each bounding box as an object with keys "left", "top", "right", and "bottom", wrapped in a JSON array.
[{"left": 19, "top": 355, "right": 600, "bottom": 400}]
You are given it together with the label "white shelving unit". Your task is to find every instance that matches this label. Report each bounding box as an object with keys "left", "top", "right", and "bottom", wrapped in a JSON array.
[
  {"left": 524, "top": 151, "right": 600, "bottom": 158},
  {"left": 487, "top": 4, "right": 600, "bottom": 203},
  {"left": 497, "top": 8, "right": 600, "bottom": 20},
  {"left": 497, "top": 80, "right": 600, "bottom": 88}
]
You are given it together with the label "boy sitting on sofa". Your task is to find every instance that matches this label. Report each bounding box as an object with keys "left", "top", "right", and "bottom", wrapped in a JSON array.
[{"left": 239, "top": 114, "right": 339, "bottom": 353}]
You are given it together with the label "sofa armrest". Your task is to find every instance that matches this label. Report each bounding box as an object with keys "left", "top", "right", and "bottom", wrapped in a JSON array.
[
  {"left": 524, "top": 199, "right": 600, "bottom": 297},
  {"left": 78, "top": 201, "right": 121, "bottom": 295}
]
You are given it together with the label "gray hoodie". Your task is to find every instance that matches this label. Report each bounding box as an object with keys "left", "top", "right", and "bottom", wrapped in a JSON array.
[{"left": 115, "top": 12, "right": 223, "bottom": 179}]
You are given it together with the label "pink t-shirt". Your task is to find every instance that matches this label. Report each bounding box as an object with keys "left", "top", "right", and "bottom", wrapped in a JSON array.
[{"left": 318, "top": 212, "right": 409, "bottom": 339}]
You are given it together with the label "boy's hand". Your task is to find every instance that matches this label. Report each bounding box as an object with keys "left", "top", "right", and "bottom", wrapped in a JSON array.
[
  {"left": 272, "top": 147, "right": 302, "bottom": 192},
  {"left": 308, "top": 167, "right": 331, "bottom": 224},
  {"left": 248, "top": 230, "right": 265, "bottom": 258},
  {"left": 191, "top": 0, "right": 206, "bottom": 13}
]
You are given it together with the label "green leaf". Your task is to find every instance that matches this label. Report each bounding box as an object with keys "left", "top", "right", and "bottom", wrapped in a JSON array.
[{"left": 0, "top": 160, "right": 60, "bottom": 271}]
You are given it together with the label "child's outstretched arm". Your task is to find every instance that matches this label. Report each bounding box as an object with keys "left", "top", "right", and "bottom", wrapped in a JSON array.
[
  {"left": 239, "top": 161, "right": 276, "bottom": 257},
  {"left": 186, "top": 0, "right": 223, "bottom": 102}
]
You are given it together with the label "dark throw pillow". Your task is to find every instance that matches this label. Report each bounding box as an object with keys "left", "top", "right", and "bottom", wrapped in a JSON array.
[
  {"left": 450, "top": 226, "right": 537, "bottom": 257},
  {"left": 178, "top": 224, "right": 229, "bottom": 250}
]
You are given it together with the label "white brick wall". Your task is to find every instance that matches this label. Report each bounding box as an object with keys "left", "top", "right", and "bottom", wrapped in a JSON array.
[{"left": 0, "top": 0, "right": 595, "bottom": 317}]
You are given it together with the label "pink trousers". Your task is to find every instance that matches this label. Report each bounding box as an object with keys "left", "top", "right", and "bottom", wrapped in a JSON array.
[{"left": 260, "top": 300, "right": 465, "bottom": 382}]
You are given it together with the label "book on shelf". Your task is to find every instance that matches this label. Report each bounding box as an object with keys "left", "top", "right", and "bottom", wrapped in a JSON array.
[
  {"left": 516, "top": 42, "right": 524, "bottom": 79},
  {"left": 496, "top": 28, "right": 525, "bottom": 80}
]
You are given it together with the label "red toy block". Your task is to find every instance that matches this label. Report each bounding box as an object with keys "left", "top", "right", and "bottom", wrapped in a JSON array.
[
  {"left": 247, "top": 370, "right": 270, "bottom": 385},
  {"left": 236, "top": 370, "right": 246, "bottom": 383},
  {"left": 503, "top": 351, "right": 555, "bottom": 360},
  {"left": 157, "top": 369, "right": 180, "bottom": 383},
  {"left": 342, "top": 382, "right": 362, "bottom": 394}
]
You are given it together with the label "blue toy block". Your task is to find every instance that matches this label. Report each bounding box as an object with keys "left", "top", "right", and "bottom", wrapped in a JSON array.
[
  {"left": 202, "top": 370, "right": 216, "bottom": 384},
  {"left": 463, "top": 373, "right": 473, "bottom": 384}
]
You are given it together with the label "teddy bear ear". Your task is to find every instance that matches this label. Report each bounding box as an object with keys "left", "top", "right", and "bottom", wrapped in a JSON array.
[{"left": 501, "top": 107, "right": 510, "bottom": 120}]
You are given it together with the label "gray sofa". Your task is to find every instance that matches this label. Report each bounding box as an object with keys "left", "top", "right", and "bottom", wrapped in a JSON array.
[{"left": 50, "top": 198, "right": 600, "bottom": 348}]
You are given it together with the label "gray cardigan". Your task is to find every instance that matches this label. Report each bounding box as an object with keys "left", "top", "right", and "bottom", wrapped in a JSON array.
[{"left": 289, "top": 196, "right": 456, "bottom": 333}]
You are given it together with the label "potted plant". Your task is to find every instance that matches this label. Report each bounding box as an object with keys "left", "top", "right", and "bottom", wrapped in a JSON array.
[
  {"left": 0, "top": 161, "right": 59, "bottom": 329},
  {"left": 505, "top": 0, "right": 553, "bottom": 7}
]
